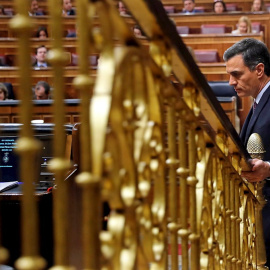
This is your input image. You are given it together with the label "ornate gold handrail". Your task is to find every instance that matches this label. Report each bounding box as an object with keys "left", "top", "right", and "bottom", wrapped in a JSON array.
[{"left": 0, "top": 0, "right": 263, "bottom": 269}]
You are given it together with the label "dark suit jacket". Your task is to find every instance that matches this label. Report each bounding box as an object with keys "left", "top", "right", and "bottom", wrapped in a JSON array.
[
  {"left": 67, "top": 9, "right": 76, "bottom": 15},
  {"left": 240, "top": 85, "right": 270, "bottom": 161},
  {"left": 240, "top": 85, "right": 270, "bottom": 267}
]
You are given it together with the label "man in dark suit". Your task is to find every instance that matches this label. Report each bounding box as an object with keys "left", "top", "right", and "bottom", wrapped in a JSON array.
[
  {"left": 33, "top": 45, "right": 49, "bottom": 68},
  {"left": 224, "top": 38, "right": 270, "bottom": 267},
  {"left": 182, "top": 0, "right": 203, "bottom": 13},
  {"left": 62, "top": 0, "right": 76, "bottom": 16},
  {"left": 28, "top": 0, "right": 44, "bottom": 16}
]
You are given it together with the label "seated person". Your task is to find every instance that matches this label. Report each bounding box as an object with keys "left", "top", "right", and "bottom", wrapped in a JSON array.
[
  {"left": 182, "top": 0, "right": 202, "bottom": 13},
  {"left": 35, "top": 26, "right": 48, "bottom": 39},
  {"left": 231, "top": 16, "right": 255, "bottom": 34},
  {"left": 28, "top": 0, "right": 44, "bottom": 16},
  {"left": 33, "top": 81, "right": 51, "bottom": 100},
  {"left": 133, "top": 25, "right": 144, "bottom": 38},
  {"left": 0, "top": 83, "right": 8, "bottom": 100},
  {"left": 33, "top": 45, "right": 49, "bottom": 68},
  {"left": 66, "top": 28, "right": 77, "bottom": 38},
  {"left": 213, "top": 0, "right": 227, "bottom": 13},
  {"left": 251, "top": 0, "right": 267, "bottom": 12},
  {"left": 0, "top": 5, "right": 6, "bottom": 15},
  {"left": 118, "top": 1, "right": 128, "bottom": 15},
  {"left": 62, "top": 0, "right": 76, "bottom": 16}
]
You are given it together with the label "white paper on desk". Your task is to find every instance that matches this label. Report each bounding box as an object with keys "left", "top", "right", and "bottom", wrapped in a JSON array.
[{"left": 0, "top": 181, "right": 19, "bottom": 193}]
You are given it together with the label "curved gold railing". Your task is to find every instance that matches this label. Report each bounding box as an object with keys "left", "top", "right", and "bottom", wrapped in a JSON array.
[{"left": 0, "top": 0, "right": 265, "bottom": 269}]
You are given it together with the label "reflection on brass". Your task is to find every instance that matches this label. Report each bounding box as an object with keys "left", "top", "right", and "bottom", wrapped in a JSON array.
[
  {"left": 215, "top": 131, "right": 228, "bottom": 157},
  {"left": 149, "top": 40, "right": 172, "bottom": 77},
  {"left": 183, "top": 84, "right": 200, "bottom": 117}
]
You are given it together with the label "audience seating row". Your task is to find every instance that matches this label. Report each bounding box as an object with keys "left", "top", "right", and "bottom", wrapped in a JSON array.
[
  {"left": 161, "top": 0, "right": 263, "bottom": 13},
  {"left": 166, "top": 12, "right": 270, "bottom": 48},
  {"left": 0, "top": 52, "right": 98, "bottom": 67},
  {"left": 0, "top": 67, "right": 97, "bottom": 99},
  {"left": 180, "top": 22, "right": 263, "bottom": 35}
]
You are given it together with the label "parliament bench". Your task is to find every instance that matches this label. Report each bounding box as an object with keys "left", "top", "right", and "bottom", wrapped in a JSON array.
[
  {"left": 0, "top": 99, "right": 81, "bottom": 124},
  {"left": 0, "top": 67, "right": 97, "bottom": 99},
  {"left": 168, "top": 12, "right": 270, "bottom": 48},
  {"left": 161, "top": 0, "right": 254, "bottom": 13}
]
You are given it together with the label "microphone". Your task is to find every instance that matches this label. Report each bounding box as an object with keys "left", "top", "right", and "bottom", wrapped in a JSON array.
[{"left": 247, "top": 133, "right": 266, "bottom": 160}]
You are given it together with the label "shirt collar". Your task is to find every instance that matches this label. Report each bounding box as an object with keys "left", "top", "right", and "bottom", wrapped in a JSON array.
[{"left": 255, "top": 79, "right": 270, "bottom": 104}]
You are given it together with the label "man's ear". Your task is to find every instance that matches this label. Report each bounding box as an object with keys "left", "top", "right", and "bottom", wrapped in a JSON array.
[{"left": 256, "top": 63, "right": 265, "bottom": 78}]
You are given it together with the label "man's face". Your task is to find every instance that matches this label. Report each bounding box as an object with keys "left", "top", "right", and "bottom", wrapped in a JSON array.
[
  {"left": 184, "top": 0, "right": 195, "bottom": 12},
  {"left": 31, "top": 0, "right": 39, "bottom": 13},
  {"left": 252, "top": 0, "right": 261, "bottom": 11},
  {"left": 63, "top": 0, "right": 72, "bottom": 12},
  {"left": 35, "top": 85, "right": 48, "bottom": 100},
  {"left": 36, "top": 47, "right": 47, "bottom": 63},
  {"left": 226, "top": 54, "right": 261, "bottom": 98}
]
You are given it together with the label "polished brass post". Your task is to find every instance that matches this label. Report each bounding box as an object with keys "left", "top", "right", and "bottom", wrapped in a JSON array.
[
  {"left": 166, "top": 99, "right": 179, "bottom": 270},
  {"left": 9, "top": 0, "right": 46, "bottom": 269},
  {"left": 177, "top": 111, "right": 189, "bottom": 270},
  {"left": 224, "top": 166, "right": 232, "bottom": 268},
  {"left": 73, "top": 0, "right": 98, "bottom": 268},
  {"left": 234, "top": 178, "right": 242, "bottom": 270},
  {"left": 47, "top": 0, "right": 72, "bottom": 268},
  {"left": 187, "top": 123, "right": 200, "bottom": 270},
  {"left": 230, "top": 174, "right": 236, "bottom": 270}
]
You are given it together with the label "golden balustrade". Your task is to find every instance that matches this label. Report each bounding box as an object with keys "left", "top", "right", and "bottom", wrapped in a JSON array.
[{"left": 0, "top": 0, "right": 266, "bottom": 269}]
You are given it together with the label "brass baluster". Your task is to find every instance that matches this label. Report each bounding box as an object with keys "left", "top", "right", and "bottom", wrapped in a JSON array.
[
  {"left": 187, "top": 122, "right": 200, "bottom": 269},
  {"left": 9, "top": 1, "right": 46, "bottom": 269},
  {"left": 47, "top": 0, "right": 72, "bottom": 268},
  {"left": 230, "top": 174, "right": 236, "bottom": 270},
  {"left": 73, "top": 0, "right": 97, "bottom": 268},
  {"left": 224, "top": 165, "right": 232, "bottom": 268},
  {"left": 166, "top": 98, "right": 179, "bottom": 270},
  {"left": 177, "top": 111, "right": 190, "bottom": 270}
]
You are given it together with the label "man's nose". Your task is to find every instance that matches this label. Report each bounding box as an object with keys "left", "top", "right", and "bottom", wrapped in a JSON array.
[{"left": 229, "top": 76, "right": 236, "bottom": 85}]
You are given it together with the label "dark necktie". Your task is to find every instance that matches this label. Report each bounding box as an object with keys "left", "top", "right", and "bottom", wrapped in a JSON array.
[{"left": 253, "top": 101, "right": 257, "bottom": 114}]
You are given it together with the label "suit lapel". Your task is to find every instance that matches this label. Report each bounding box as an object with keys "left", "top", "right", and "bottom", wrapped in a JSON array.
[{"left": 243, "top": 86, "right": 270, "bottom": 145}]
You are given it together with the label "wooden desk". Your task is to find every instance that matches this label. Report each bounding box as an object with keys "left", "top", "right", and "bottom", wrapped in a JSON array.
[
  {"left": 161, "top": 0, "right": 253, "bottom": 12},
  {"left": 181, "top": 32, "right": 264, "bottom": 58},
  {"left": 0, "top": 99, "right": 81, "bottom": 124},
  {"left": 169, "top": 12, "right": 270, "bottom": 48}
]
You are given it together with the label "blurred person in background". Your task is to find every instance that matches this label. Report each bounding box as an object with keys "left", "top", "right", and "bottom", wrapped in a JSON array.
[
  {"left": 118, "top": 1, "right": 128, "bottom": 15},
  {"left": 251, "top": 0, "right": 267, "bottom": 12},
  {"left": 0, "top": 83, "right": 8, "bottom": 100},
  {"left": 33, "top": 81, "right": 51, "bottom": 100},
  {"left": 28, "top": 0, "right": 44, "bottom": 16},
  {"left": 232, "top": 16, "right": 254, "bottom": 34},
  {"left": 35, "top": 26, "right": 48, "bottom": 39},
  {"left": 213, "top": 0, "right": 227, "bottom": 13},
  {"left": 62, "top": 0, "right": 76, "bottom": 16}
]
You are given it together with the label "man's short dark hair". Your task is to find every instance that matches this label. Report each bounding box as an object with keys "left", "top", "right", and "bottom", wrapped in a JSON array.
[
  {"left": 223, "top": 38, "right": 270, "bottom": 76},
  {"left": 35, "top": 81, "right": 50, "bottom": 95},
  {"left": 35, "top": 45, "right": 47, "bottom": 55}
]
